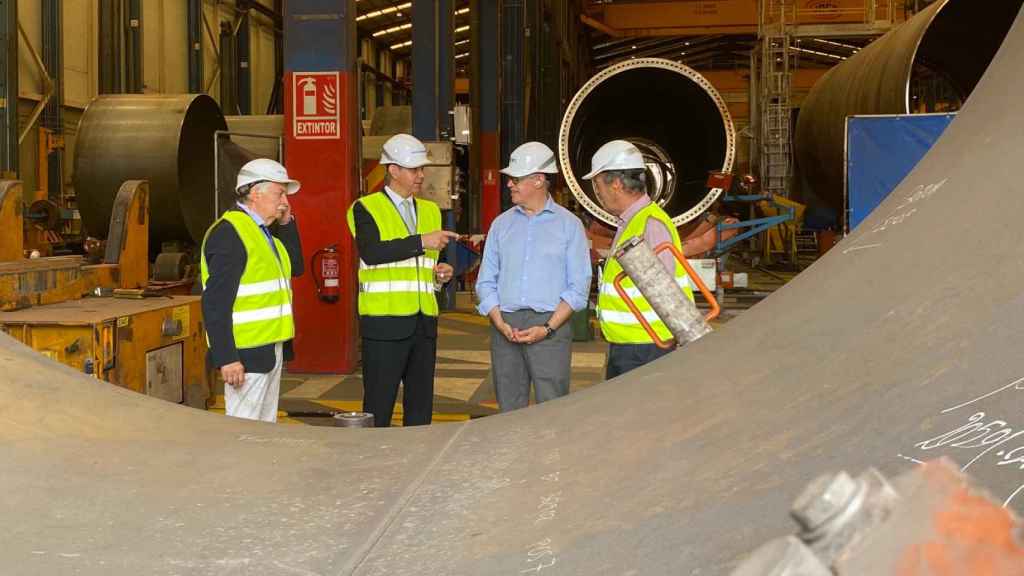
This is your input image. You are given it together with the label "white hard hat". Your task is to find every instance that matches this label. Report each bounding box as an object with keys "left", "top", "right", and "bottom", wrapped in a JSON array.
[
  {"left": 581, "top": 139, "right": 645, "bottom": 180},
  {"left": 500, "top": 141, "right": 559, "bottom": 178},
  {"left": 236, "top": 158, "right": 300, "bottom": 195},
  {"left": 380, "top": 133, "right": 431, "bottom": 169}
]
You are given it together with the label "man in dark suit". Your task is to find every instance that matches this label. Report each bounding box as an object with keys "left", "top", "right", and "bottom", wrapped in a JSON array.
[
  {"left": 345, "top": 134, "right": 459, "bottom": 427},
  {"left": 201, "top": 159, "right": 304, "bottom": 422}
]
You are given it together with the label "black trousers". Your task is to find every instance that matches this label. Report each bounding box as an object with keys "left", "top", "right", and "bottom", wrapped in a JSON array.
[
  {"left": 605, "top": 342, "right": 673, "bottom": 380},
  {"left": 361, "top": 317, "right": 437, "bottom": 427}
]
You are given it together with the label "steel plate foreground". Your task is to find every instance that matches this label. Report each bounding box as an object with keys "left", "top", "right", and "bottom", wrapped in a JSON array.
[{"left": 6, "top": 10, "right": 1024, "bottom": 576}]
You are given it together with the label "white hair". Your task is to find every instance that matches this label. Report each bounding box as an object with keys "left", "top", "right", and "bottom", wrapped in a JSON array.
[{"left": 238, "top": 180, "right": 277, "bottom": 204}]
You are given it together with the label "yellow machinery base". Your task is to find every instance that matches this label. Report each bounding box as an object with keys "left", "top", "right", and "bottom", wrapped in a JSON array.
[{"left": 0, "top": 295, "right": 210, "bottom": 408}]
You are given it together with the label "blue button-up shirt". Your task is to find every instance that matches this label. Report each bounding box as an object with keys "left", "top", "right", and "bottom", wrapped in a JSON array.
[{"left": 476, "top": 195, "right": 592, "bottom": 314}]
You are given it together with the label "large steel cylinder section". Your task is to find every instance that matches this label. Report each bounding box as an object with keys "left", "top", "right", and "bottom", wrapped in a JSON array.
[
  {"left": 73, "top": 94, "right": 228, "bottom": 246},
  {"left": 795, "top": 0, "right": 1023, "bottom": 214},
  {"left": 559, "top": 58, "right": 736, "bottom": 227}
]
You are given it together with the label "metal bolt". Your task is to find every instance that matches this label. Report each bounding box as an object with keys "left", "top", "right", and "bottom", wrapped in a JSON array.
[
  {"left": 333, "top": 411, "right": 374, "bottom": 428},
  {"left": 791, "top": 471, "right": 859, "bottom": 534}
]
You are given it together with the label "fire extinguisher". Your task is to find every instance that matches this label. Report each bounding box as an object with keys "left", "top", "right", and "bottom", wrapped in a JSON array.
[{"left": 311, "top": 245, "right": 340, "bottom": 303}]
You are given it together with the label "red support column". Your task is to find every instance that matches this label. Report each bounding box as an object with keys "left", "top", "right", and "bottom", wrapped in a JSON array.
[
  {"left": 480, "top": 131, "right": 501, "bottom": 232},
  {"left": 284, "top": 1, "right": 358, "bottom": 373}
]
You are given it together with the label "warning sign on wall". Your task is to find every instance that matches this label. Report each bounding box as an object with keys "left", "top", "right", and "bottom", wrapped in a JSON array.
[{"left": 292, "top": 72, "right": 341, "bottom": 140}]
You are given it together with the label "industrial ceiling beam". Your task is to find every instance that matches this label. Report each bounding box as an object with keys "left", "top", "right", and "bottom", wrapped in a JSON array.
[
  {"left": 583, "top": 0, "right": 897, "bottom": 37},
  {"left": 593, "top": 35, "right": 730, "bottom": 62},
  {"left": 362, "top": 11, "right": 468, "bottom": 38}
]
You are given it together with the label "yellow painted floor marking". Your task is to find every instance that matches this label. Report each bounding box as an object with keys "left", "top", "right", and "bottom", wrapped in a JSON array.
[{"left": 283, "top": 376, "right": 344, "bottom": 399}]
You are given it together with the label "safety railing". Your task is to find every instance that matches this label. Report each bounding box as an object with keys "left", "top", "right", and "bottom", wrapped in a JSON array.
[{"left": 761, "top": 0, "right": 898, "bottom": 28}]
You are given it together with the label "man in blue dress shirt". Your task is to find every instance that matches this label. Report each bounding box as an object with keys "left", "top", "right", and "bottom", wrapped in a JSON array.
[{"left": 475, "top": 142, "right": 592, "bottom": 412}]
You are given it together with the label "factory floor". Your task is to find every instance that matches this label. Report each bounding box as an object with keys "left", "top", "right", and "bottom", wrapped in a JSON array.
[
  {"left": 208, "top": 295, "right": 610, "bottom": 426},
  {"left": 207, "top": 270, "right": 793, "bottom": 426}
]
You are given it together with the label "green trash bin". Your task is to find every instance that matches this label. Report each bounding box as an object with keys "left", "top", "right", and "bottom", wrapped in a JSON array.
[{"left": 571, "top": 307, "right": 593, "bottom": 342}]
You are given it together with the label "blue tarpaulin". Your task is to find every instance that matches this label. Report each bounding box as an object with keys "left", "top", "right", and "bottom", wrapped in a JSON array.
[{"left": 845, "top": 113, "right": 956, "bottom": 231}]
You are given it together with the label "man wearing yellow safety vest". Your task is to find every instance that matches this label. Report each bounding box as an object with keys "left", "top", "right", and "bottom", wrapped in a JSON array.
[
  {"left": 201, "top": 159, "right": 304, "bottom": 422},
  {"left": 347, "top": 134, "right": 459, "bottom": 427},
  {"left": 582, "top": 140, "right": 695, "bottom": 379}
]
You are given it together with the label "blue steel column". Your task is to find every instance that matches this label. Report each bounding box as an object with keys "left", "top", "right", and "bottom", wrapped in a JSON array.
[
  {"left": 187, "top": 0, "right": 203, "bottom": 93},
  {"left": 0, "top": 0, "right": 17, "bottom": 174},
  {"left": 412, "top": 0, "right": 456, "bottom": 309},
  {"left": 237, "top": 9, "right": 251, "bottom": 114},
  {"left": 412, "top": 0, "right": 454, "bottom": 138},
  {"left": 42, "top": 0, "right": 63, "bottom": 201},
  {"left": 500, "top": 0, "right": 523, "bottom": 211}
]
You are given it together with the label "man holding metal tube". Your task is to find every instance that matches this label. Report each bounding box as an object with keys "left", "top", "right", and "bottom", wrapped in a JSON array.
[{"left": 583, "top": 140, "right": 696, "bottom": 379}]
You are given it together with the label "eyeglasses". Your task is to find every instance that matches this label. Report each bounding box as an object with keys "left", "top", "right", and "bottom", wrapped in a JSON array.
[{"left": 509, "top": 174, "right": 537, "bottom": 185}]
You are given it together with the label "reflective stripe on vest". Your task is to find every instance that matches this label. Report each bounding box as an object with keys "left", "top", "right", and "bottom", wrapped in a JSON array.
[
  {"left": 346, "top": 192, "right": 442, "bottom": 317},
  {"left": 200, "top": 211, "right": 295, "bottom": 349},
  {"left": 597, "top": 203, "right": 694, "bottom": 344}
]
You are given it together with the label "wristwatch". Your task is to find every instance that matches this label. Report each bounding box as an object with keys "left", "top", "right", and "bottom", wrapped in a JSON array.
[{"left": 543, "top": 322, "right": 555, "bottom": 338}]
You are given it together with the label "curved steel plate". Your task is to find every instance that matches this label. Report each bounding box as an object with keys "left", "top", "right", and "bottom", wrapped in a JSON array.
[{"left": 7, "top": 10, "right": 1024, "bottom": 574}]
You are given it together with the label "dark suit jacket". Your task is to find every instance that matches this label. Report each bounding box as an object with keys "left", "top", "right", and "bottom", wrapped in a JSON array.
[
  {"left": 202, "top": 208, "right": 304, "bottom": 373},
  {"left": 351, "top": 200, "right": 440, "bottom": 341}
]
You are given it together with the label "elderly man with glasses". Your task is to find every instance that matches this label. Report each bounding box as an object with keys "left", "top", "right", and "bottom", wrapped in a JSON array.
[{"left": 200, "top": 158, "right": 305, "bottom": 422}]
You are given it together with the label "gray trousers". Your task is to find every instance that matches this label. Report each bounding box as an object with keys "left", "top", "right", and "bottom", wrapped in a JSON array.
[{"left": 491, "top": 309, "right": 572, "bottom": 412}]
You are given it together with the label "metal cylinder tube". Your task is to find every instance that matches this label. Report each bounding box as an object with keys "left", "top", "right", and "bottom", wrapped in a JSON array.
[
  {"left": 73, "top": 94, "right": 228, "bottom": 245},
  {"left": 332, "top": 412, "right": 375, "bottom": 428},
  {"left": 559, "top": 59, "right": 735, "bottom": 227},
  {"left": 795, "top": 0, "right": 1023, "bottom": 213},
  {"left": 615, "top": 237, "right": 711, "bottom": 345}
]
